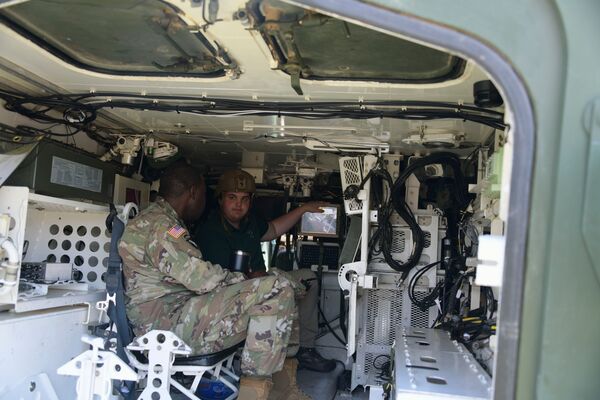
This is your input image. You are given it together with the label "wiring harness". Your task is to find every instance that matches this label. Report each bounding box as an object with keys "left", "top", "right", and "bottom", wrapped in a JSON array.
[
  {"left": 0, "top": 90, "right": 507, "bottom": 126},
  {"left": 0, "top": 121, "right": 80, "bottom": 144},
  {"left": 0, "top": 89, "right": 507, "bottom": 145},
  {"left": 365, "top": 152, "right": 470, "bottom": 282}
]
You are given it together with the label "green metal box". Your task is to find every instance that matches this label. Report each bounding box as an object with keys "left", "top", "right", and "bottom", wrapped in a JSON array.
[{"left": 6, "top": 139, "right": 119, "bottom": 204}]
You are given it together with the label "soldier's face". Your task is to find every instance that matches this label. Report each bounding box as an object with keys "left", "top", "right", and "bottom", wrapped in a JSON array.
[
  {"left": 220, "top": 192, "right": 251, "bottom": 224},
  {"left": 186, "top": 182, "right": 206, "bottom": 222}
]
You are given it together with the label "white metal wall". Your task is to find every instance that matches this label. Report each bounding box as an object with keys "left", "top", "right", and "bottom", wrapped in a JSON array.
[
  {"left": 25, "top": 208, "right": 110, "bottom": 289},
  {"left": 0, "top": 186, "right": 29, "bottom": 305},
  {"left": 0, "top": 307, "right": 94, "bottom": 399}
]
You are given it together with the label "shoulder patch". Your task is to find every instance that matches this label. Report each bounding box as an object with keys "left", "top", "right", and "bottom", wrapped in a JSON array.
[{"left": 167, "top": 225, "right": 186, "bottom": 239}]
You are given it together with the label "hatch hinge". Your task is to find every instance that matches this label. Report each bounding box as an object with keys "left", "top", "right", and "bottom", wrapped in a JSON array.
[{"left": 288, "top": 64, "right": 304, "bottom": 95}]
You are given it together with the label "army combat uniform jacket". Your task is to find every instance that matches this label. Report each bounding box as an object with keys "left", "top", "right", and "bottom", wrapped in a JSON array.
[{"left": 119, "top": 198, "right": 245, "bottom": 331}]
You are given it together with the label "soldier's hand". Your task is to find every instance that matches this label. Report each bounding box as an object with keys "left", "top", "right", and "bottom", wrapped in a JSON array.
[
  {"left": 247, "top": 270, "right": 269, "bottom": 279},
  {"left": 301, "top": 201, "right": 329, "bottom": 213}
]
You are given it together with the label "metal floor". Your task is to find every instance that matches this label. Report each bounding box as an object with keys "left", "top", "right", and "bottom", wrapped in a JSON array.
[
  {"left": 169, "top": 366, "right": 371, "bottom": 400},
  {"left": 296, "top": 331, "right": 371, "bottom": 400},
  {"left": 170, "top": 332, "right": 373, "bottom": 399}
]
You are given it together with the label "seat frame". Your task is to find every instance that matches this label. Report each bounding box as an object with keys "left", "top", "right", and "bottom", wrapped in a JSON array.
[{"left": 125, "top": 330, "right": 241, "bottom": 400}]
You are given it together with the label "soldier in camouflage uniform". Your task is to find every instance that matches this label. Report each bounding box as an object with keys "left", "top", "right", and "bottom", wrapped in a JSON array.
[{"left": 118, "top": 163, "right": 296, "bottom": 398}]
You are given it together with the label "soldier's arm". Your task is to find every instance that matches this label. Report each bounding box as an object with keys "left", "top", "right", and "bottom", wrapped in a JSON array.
[
  {"left": 261, "top": 202, "right": 328, "bottom": 241},
  {"left": 148, "top": 222, "right": 244, "bottom": 294}
]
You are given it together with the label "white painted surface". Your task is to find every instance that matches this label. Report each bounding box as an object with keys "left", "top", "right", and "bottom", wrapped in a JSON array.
[{"left": 0, "top": 306, "right": 94, "bottom": 400}]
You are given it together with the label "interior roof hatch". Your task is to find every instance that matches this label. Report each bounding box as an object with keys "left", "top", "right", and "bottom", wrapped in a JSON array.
[
  {"left": 0, "top": 0, "right": 240, "bottom": 77},
  {"left": 247, "top": 0, "right": 467, "bottom": 95}
]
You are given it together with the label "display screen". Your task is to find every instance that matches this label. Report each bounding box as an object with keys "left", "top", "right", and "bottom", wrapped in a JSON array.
[{"left": 299, "top": 206, "right": 339, "bottom": 237}]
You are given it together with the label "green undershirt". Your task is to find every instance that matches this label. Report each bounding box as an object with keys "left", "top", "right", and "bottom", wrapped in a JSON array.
[{"left": 193, "top": 211, "right": 269, "bottom": 272}]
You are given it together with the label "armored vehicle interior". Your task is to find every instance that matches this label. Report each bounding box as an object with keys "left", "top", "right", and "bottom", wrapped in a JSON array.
[{"left": 0, "top": 1, "right": 517, "bottom": 399}]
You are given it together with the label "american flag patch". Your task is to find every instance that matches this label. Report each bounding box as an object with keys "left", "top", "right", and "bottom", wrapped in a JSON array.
[{"left": 167, "top": 225, "right": 186, "bottom": 239}]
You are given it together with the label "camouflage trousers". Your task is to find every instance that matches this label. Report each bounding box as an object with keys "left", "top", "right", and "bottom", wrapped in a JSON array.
[
  {"left": 174, "top": 275, "right": 295, "bottom": 376},
  {"left": 270, "top": 268, "right": 319, "bottom": 348}
]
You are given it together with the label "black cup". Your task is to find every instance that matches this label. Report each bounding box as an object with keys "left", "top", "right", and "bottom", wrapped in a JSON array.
[{"left": 229, "top": 250, "right": 251, "bottom": 274}]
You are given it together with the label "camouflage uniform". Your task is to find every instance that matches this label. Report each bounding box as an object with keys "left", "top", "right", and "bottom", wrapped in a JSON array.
[
  {"left": 118, "top": 198, "right": 296, "bottom": 376},
  {"left": 194, "top": 212, "right": 320, "bottom": 349},
  {"left": 269, "top": 268, "right": 318, "bottom": 350}
]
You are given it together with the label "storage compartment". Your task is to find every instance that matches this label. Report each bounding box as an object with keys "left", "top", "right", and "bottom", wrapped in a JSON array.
[{"left": 5, "top": 139, "right": 119, "bottom": 204}]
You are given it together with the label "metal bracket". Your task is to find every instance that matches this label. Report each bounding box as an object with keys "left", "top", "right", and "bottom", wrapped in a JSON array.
[
  {"left": 57, "top": 335, "right": 138, "bottom": 400},
  {"left": 128, "top": 330, "right": 192, "bottom": 400},
  {"left": 96, "top": 292, "right": 116, "bottom": 323},
  {"left": 346, "top": 273, "right": 358, "bottom": 358},
  {"left": 82, "top": 302, "right": 93, "bottom": 325},
  {"left": 338, "top": 261, "right": 366, "bottom": 291},
  {"left": 289, "top": 65, "right": 303, "bottom": 95},
  {"left": 475, "top": 235, "right": 505, "bottom": 287},
  {"left": 582, "top": 98, "right": 600, "bottom": 285},
  {"left": 358, "top": 274, "right": 377, "bottom": 289}
]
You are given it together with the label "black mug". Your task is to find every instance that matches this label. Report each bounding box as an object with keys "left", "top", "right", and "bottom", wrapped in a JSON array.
[{"left": 229, "top": 250, "right": 251, "bottom": 274}]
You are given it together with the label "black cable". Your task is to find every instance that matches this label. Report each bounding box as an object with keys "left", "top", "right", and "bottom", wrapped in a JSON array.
[
  {"left": 372, "top": 354, "right": 392, "bottom": 381},
  {"left": 390, "top": 153, "right": 469, "bottom": 280},
  {"left": 315, "top": 254, "right": 347, "bottom": 347},
  {"left": 318, "top": 303, "right": 347, "bottom": 347},
  {"left": 0, "top": 121, "right": 84, "bottom": 144},
  {"left": 408, "top": 260, "right": 444, "bottom": 311},
  {"left": 373, "top": 354, "right": 390, "bottom": 369},
  {"left": 0, "top": 90, "right": 507, "bottom": 135},
  {"left": 0, "top": 88, "right": 506, "bottom": 149},
  {"left": 316, "top": 315, "right": 341, "bottom": 339},
  {"left": 355, "top": 157, "right": 424, "bottom": 281},
  {"left": 437, "top": 270, "right": 470, "bottom": 324}
]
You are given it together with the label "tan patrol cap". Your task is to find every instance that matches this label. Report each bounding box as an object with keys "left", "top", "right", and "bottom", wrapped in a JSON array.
[{"left": 216, "top": 169, "right": 256, "bottom": 196}]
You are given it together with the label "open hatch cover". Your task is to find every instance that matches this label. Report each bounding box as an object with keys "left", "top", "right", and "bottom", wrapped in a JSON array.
[
  {"left": 0, "top": 0, "right": 229, "bottom": 77},
  {"left": 248, "top": 0, "right": 466, "bottom": 93}
]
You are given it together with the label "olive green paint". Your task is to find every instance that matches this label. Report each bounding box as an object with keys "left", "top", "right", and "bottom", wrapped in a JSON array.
[{"left": 359, "top": 1, "right": 600, "bottom": 399}]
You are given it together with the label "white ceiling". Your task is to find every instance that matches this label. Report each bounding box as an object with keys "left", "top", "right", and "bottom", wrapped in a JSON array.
[{"left": 0, "top": 0, "right": 501, "bottom": 171}]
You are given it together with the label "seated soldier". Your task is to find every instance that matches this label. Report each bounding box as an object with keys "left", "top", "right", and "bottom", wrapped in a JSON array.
[
  {"left": 194, "top": 170, "right": 337, "bottom": 376},
  {"left": 118, "top": 163, "right": 299, "bottom": 400}
]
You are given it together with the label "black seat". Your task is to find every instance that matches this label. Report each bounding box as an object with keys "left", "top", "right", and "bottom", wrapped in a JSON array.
[
  {"left": 126, "top": 330, "right": 245, "bottom": 366},
  {"left": 127, "top": 337, "right": 245, "bottom": 367},
  {"left": 174, "top": 341, "right": 245, "bottom": 367}
]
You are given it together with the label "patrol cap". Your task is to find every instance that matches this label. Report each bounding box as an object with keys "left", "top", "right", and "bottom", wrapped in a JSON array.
[{"left": 216, "top": 169, "right": 256, "bottom": 196}]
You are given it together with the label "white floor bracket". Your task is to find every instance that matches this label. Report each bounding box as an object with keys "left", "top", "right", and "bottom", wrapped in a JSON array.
[{"left": 57, "top": 334, "right": 137, "bottom": 400}]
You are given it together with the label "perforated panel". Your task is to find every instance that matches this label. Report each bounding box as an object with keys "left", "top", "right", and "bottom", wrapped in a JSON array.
[
  {"left": 25, "top": 209, "right": 109, "bottom": 289},
  {"left": 366, "top": 289, "right": 403, "bottom": 346},
  {"left": 390, "top": 230, "right": 406, "bottom": 254},
  {"left": 410, "top": 290, "right": 433, "bottom": 329},
  {"left": 354, "top": 285, "right": 439, "bottom": 389},
  {"left": 364, "top": 352, "right": 375, "bottom": 376},
  {"left": 354, "top": 288, "right": 397, "bottom": 389},
  {"left": 339, "top": 156, "right": 363, "bottom": 215},
  {"left": 343, "top": 158, "right": 361, "bottom": 184},
  {"left": 423, "top": 231, "right": 432, "bottom": 248}
]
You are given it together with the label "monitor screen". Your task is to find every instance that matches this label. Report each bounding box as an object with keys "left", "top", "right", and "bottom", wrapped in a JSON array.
[{"left": 299, "top": 205, "right": 339, "bottom": 237}]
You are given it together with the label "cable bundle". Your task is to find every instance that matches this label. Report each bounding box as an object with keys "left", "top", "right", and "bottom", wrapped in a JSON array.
[
  {"left": 408, "top": 260, "right": 444, "bottom": 311},
  {"left": 0, "top": 89, "right": 507, "bottom": 134}
]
